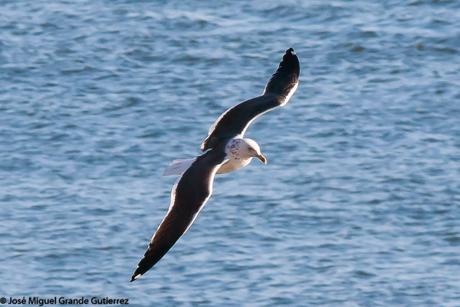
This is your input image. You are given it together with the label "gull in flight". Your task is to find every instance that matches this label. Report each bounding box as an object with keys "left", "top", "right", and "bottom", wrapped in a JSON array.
[{"left": 131, "top": 48, "right": 300, "bottom": 282}]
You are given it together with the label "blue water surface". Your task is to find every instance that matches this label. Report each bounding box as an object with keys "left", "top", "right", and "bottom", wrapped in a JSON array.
[{"left": 1, "top": 0, "right": 459, "bottom": 306}]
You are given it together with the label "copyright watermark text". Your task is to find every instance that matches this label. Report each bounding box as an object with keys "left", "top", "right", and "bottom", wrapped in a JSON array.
[{"left": 0, "top": 296, "right": 129, "bottom": 306}]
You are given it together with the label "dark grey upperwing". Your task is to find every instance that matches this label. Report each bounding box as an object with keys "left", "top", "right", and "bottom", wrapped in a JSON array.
[
  {"left": 131, "top": 147, "right": 227, "bottom": 282},
  {"left": 201, "top": 48, "right": 300, "bottom": 151}
]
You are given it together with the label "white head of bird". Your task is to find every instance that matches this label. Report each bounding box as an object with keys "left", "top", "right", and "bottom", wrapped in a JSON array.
[{"left": 225, "top": 137, "right": 267, "bottom": 164}]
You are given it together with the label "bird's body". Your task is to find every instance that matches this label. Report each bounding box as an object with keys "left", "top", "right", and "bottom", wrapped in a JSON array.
[
  {"left": 131, "top": 48, "right": 300, "bottom": 282},
  {"left": 164, "top": 137, "right": 265, "bottom": 176}
]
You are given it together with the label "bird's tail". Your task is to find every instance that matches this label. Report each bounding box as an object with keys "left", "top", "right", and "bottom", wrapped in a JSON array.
[{"left": 163, "top": 158, "right": 196, "bottom": 176}]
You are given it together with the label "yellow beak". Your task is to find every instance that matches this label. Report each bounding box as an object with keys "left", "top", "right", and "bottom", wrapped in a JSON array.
[{"left": 256, "top": 153, "right": 267, "bottom": 164}]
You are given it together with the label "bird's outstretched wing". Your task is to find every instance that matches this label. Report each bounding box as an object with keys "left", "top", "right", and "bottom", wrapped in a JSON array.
[
  {"left": 131, "top": 148, "right": 227, "bottom": 281},
  {"left": 201, "top": 48, "right": 300, "bottom": 151}
]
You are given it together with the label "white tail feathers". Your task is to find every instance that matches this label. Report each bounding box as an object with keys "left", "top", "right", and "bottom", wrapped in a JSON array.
[{"left": 163, "top": 158, "right": 196, "bottom": 176}]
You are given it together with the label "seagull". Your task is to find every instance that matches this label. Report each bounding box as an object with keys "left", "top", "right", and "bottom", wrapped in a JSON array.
[{"left": 131, "top": 48, "right": 300, "bottom": 282}]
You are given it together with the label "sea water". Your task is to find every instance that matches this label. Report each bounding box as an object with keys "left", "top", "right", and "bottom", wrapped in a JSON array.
[{"left": 1, "top": 1, "right": 459, "bottom": 306}]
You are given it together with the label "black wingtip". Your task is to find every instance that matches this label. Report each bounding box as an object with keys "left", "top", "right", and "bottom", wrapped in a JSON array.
[
  {"left": 263, "top": 48, "right": 300, "bottom": 96},
  {"left": 283, "top": 48, "right": 298, "bottom": 64},
  {"left": 130, "top": 273, "right": 140, "bottom": 282}
]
